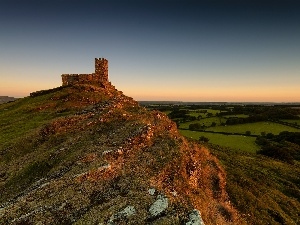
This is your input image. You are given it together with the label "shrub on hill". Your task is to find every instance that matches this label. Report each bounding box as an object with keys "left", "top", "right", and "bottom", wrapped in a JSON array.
[
  {"left": 256, "top": 132, "right": 300, "bottom": 163},
  {"left": 168, "top": 109, "right": 196, "bottom": 122}
]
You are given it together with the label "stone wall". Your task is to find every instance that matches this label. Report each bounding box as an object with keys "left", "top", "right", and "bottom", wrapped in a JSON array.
[{"left": 61, "top": 58, "right": 109, "bottom": 86}]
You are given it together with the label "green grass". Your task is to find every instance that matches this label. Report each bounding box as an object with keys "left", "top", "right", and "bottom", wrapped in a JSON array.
[
  {"left": 187, "top": 111, "right": 206, "bottom": 117},
  {"left": 1, "top": 99, "right": 46, "bottom": 141},
  {"left": 206, "top": 121, "right": 300, "bottom": 135},
  {"left": 188, "top": 109, "right": 221, "bottom": 117},
  {"left": 209, "top": 145, "right": 300, "bottom": 225},
  {"left": 205, "top": 108, "right": 221, "bottom": 115},
  {"left": 180, "top": 129, "right": 259, "bottom": 153},
  {"left": 0, "top": 95, "right": 65, "bottom": 146},
  {"left": 280, "top": 119, "right": 300, "bottom": 124}
]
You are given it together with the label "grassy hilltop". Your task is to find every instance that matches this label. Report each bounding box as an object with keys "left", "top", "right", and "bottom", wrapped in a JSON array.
[
  {"left": 1, "top": 82, "right": 299, "bottom": 224},
  {"left": 0, "top": 83, "right": 243, "bottom": 224}
]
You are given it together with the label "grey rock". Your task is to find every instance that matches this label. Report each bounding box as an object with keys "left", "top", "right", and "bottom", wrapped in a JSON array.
[
  {"left": 148, "top": 188, "right": 156, "bottom": 195},
  {"left": 186, "top": 209, "right": 205, "bottom": 225},
  {"left": 108, "top": 205, "right": 136, "bottom": 224},
  {"left": 149, "top": 195, "right": 168, "bottom": 218},
  {"left": 0, "top": 207, "right": 4, "bottom": 217}
]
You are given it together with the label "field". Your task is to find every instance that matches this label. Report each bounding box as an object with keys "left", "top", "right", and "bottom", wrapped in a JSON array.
[
  {"left": 180, "top": 129, "right": 259, "bottom": 153},
  {"left": 187, "top": 108, "right": 220, "bottom": 117},
  {"left": 166, "top": 106, "right": 300, "bottom": 152},
  {"left": 224, "top": 114, "right": 249, "bottom": 118},
  {"left": 206, "top": 121, "right": 300, "bottom": 135},
  {"left": 280, "top": 118, "right": 300, "bottom": 124}
]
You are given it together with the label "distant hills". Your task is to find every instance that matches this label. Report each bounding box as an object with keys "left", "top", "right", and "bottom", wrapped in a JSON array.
[
  {"left": 0, "top": 96, "right": 18, "bottom": 104},
  {"left": 139, "top": 101, "right": 300, "bottom": 106}
]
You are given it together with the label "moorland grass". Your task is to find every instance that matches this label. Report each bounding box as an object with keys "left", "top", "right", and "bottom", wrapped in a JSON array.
[
  {"left": 208, "top": 144, "right": 300, "bottom": 225},
  {"left": 0, "top": 94, "right": 72, "bottom": 146}
]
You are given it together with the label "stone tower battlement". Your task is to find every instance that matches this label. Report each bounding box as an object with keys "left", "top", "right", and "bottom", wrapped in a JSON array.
[{"left": 61, "top": 58, "right": 109, "bottom": 86}]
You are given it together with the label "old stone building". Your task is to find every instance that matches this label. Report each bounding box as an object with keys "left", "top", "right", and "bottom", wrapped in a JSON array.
[{"left": 61, "top": 58, "right": 109, "bottom": 86}]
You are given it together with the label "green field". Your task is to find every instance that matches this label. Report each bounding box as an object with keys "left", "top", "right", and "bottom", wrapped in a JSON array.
[
  {"left": 224, "top": 114, "right": 249, "bottom": 118},
  {"left": 187, "top": 111, "right": 206, "bottom": 117},
  {"left": 206, "top": 121, "right": 300, "bottom": 135},
  {"left": 180, "top": 129, "right": 259, "bottom": 153},
  {"left": 164, "top": 110, "right": 171, "bottom": 115},
  {"left": 187, "top": 108, "right": 222, "bottom": 117},
  {"left": 280, "top": 119, "right": 300, "bottom": 124}
]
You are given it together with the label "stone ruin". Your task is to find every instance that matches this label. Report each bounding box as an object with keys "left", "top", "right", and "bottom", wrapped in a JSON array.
[{"left": 61, "top": 58, "right": 109, "bottom": 86}]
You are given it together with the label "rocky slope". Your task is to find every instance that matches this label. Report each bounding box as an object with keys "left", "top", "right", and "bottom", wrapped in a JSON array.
[{"left": 0, "top": 83, "right": 243, "bottom": 224}]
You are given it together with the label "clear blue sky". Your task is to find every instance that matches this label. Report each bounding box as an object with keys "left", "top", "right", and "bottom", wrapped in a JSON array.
[{"left": 1, "top": 0, "right": 300, "bottom": 102}]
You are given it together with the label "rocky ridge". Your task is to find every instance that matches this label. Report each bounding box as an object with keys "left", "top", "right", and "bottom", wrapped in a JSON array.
[{"left": 0, "top": 82, "right": 243, "bottom": 224}]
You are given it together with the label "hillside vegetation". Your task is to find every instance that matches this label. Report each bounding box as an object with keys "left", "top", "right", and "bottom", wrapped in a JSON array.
[
  {"left": 144, "top": 103, "right": 300, "bottom": 225},
  {"left": 0, "top": 84, "right": 242, "bottom": 224}
]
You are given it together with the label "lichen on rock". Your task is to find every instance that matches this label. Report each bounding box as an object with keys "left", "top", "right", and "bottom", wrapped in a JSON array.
[
  {"left": 107, "top": 205, "right": 136, "bottom": 225},
  {"left": 148, "top": 194, "right": 168, "bottom": 218},
  {"left": 186, "top": 209, "right": 205, "bottom": 225}
]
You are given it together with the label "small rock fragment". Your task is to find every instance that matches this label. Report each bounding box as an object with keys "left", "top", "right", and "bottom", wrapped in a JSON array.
[
  {"left": 171, "top": 190, "right": 177, "bottom": 196},
  {"left": 148, "top": 188, "right": 156, "bottom": 196}
]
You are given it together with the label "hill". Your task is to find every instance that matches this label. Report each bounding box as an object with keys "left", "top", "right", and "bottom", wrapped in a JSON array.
[
  {"left": 0, "top": 80, "right": 242, "bottom": 224},
  {"left": 146, "top": 104, "right": 300, "bottom": 224},
  {"left": 0, "top": 96, "right": 18, "bottom": 104}
]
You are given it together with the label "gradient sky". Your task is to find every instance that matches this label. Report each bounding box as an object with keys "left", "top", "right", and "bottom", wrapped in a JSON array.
[{"left": 1, "top": 0, "right": 300, "bottom": 102}]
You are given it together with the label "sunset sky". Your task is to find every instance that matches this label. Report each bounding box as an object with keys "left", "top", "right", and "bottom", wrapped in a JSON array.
[{"left": 1, "top": 0, "right": 300, "bottom": 102}]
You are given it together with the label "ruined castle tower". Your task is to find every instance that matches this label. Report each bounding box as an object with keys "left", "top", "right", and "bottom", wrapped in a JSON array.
[
  {"left": 61, "top": 58, "right": 109, "bottom": 86},
  {"left": 95, "top": 58, "right": 108, "bottom": 83}
]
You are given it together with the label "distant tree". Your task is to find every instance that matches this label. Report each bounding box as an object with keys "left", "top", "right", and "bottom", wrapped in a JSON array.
[
  {"left": 168, "top": 109, "right": 188, "bottom": 119},
  {"left": 199, "top": 136, "right": 209, "bottom": 143},
  {"left": 206, "top": 113, "right": 213, "bottom": 117},
  {"left": 174, "top": 120, "right": 180, "bottom": 128},
  {"left": 256, "top": 131, "right": 300, "bottom": 163},
  {"left": 211, "top": 122, "right": 217, "bottom": 127},
  {"left": 245, "top": 131, "right": 251, "bottom": 136},
  {"left": 189, "top": 123, "right": 201, "bottom": 130},
  {"left": 258, "top": 144, "right": 294, "bottom": 164},
  {"left": 255, "top": 137, "right": 269, "bottom": 146},
  {"left": 261, "top": 132, "right": 266, "bottom": 137}
]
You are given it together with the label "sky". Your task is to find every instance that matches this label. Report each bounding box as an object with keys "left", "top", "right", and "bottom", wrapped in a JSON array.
[{"left": 1, "top": 0, "right": 300, "bottom": 102}]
